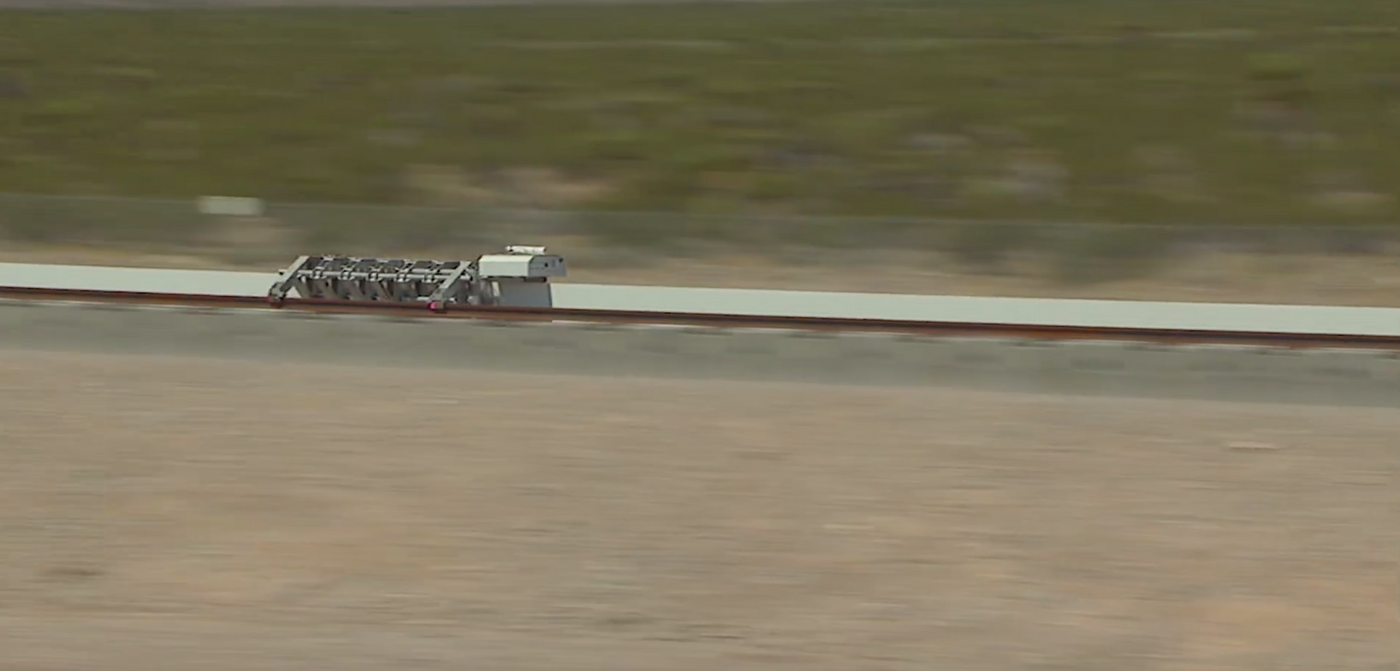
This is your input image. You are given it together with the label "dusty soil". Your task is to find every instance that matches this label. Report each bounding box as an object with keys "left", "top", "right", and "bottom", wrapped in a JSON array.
[{"left": 1, "top": 348, "right": 1396, "bottom": 670}]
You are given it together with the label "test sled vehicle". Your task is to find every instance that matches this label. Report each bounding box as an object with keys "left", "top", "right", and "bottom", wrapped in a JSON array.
[{"left": 266, "top": 245, "right": 565, "bottom": 312}]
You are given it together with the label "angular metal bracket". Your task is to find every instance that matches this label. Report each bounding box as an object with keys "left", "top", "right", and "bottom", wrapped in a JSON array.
[{"left": 267, "top": 255, "right": 315, "bottom": 305}]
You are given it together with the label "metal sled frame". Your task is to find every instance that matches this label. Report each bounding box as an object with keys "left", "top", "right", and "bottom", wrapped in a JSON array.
[{"left": 267, "top": 255, "right": 479, "bottom": 309}]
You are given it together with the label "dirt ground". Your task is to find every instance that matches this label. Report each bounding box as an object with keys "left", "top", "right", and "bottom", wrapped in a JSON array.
[{"left": 0, "top": 348, "right": 1396, "bottom": 670}]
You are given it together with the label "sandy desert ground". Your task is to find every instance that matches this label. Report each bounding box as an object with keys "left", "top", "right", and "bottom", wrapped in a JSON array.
[{"left": 0, "top": 347, "right": 1396, "bottom": 670}]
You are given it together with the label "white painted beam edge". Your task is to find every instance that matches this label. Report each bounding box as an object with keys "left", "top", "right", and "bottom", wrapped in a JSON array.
[
  {"left": 0, "top": 262, "right": 274, "bottom": 297},
  {"left": 546, "top": 284, "right": 1400, "bottom": 336}
]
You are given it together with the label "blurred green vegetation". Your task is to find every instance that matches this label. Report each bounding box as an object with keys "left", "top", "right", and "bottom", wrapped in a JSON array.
[{"left": 0, "top": 0, "right": 1398, "bottom": 229}]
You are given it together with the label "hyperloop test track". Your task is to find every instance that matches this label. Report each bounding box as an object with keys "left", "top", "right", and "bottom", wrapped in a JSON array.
[{"left": 1, "top": 256, "right": 1398, "bottom": 351}]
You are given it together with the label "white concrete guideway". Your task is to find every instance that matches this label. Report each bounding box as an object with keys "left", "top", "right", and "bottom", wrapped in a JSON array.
[{"left": 0, "top": 261, "right": 1397, "bottom": 337}]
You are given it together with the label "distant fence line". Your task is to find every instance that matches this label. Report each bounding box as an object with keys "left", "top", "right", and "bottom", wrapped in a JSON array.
[{"left": 0, "top": 192, "right": 1396, "bottom": 281}]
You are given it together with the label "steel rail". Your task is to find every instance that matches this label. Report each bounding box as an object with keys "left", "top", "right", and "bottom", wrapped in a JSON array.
[{"left": 2, "top": 285, "right": 1398, "bottom": 351}]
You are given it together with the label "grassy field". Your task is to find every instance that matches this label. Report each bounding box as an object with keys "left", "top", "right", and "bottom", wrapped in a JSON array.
[{"left": 1, "top": 0, "right": 1398, "bottom": 225}]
